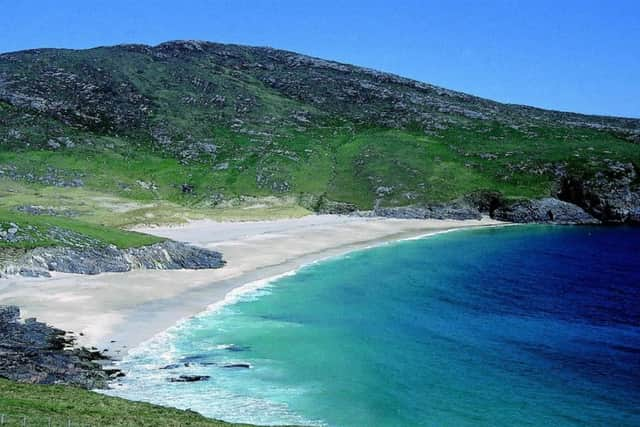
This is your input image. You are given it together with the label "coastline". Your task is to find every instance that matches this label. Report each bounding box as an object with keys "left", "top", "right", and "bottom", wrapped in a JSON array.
[{"left": 0, "top": 215, "right": 505, "bottom": 354}]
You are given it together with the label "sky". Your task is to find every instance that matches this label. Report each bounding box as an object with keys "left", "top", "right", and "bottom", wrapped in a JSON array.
[{"left": 1, "top": 0, "right": 638, "bottom": 118}]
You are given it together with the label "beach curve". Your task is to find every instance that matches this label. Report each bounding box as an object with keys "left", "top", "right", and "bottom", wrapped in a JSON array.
[{"left": 0, "top": 215, "right": 504, "bottom": 354}]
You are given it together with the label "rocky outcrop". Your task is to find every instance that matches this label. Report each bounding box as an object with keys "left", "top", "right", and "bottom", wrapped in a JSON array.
[
  {"left": 493, "top": 198, "right": 600, "bottom": 224},
  {"left": 3, "top": 240, "right": 225, "bottom": 277},
  {"left": 372, "top": 201, "right": 482, "bottom": 220},
  {"left": 360, "top": 191, "right": 511, "bottom": 221},
  {"left": 557, "top": 161, "right": 640, "bottom": 223},
  {"left": 0, "top": 305, "right": 118, "bottom": 388},
  {"left": 298, "top": 194, "right": 359, "bottom": 215}
]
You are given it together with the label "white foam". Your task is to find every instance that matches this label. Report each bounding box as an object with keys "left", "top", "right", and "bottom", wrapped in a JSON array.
[
  {"left": 106, "top": 222, "right": 516, "bottom": 425},
  {"left": 128, "top": 222, "right": 517, "bottom": 360}
]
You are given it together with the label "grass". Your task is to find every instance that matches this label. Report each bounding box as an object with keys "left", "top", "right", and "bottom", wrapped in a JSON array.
[
  {"left": 0, "top": 209, "right": 164, "bottom": 250},
  {"left": 0, "top": 378, "right": 297, "bottom": 427},
  {"left": 0, "top": 121, "right": 637, "bottom": 250}
]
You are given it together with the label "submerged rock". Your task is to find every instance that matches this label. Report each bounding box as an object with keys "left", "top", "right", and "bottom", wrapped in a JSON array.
[
  {"left": 222, "top": 363, "right": 251, "bottom": 369},
  {"left": 160, "top": 363, "right": 183, "bottom": 370},
  {"left": 223, "top": 344, "right": 250, "bottom": 352},
  {"left": 168, "top": 375, "right": 210, "bottom": 382},
  {"left": 373, "top": 201, "right": 481, "bottom": 220}
]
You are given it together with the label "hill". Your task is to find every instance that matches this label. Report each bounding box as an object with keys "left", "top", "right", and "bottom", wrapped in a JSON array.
[{"left": 0, "top": 40, "right": 639, "bottom": 254}]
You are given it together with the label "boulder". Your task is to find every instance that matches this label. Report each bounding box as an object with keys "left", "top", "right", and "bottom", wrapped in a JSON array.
[
  {"left": 168, "top": 375, "right": 210, "bottom": 382},
  {"left": 222, "top": 363, "right": 251, "bottom": 369}
]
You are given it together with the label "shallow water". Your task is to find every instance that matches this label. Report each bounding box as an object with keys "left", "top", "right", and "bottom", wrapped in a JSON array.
[{"left": 105, "top": 225, "right": 640, "bottom": 426}]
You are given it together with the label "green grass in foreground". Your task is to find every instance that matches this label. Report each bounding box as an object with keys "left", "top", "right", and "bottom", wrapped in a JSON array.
[{"left": 0, "top": 379, "right": 298, "bottom": 427}]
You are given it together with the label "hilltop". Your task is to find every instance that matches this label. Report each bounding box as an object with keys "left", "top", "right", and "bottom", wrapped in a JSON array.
[{"left": 0, "top": 40, "right": 639, "bottom": 259}]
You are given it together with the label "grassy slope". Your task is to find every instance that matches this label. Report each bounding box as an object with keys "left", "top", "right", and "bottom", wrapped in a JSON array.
[
  {"left": 0, "top": 44, "right": 638, "bottom": 248},
  {"left": 0, "top": 121, "right": 637, "bottom": 250},
  {"left": 0, "top": 379, "right": 293, "bottom": 427}
]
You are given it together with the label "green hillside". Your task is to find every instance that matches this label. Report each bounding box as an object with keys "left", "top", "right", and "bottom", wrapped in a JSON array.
[{"left": 0, "top": 40, "right": 639, "bottom": 247}]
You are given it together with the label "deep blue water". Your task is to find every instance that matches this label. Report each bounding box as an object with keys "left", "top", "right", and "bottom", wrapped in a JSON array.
[{"left": 106, "top": 225, "right": 640, "bottom": 426}]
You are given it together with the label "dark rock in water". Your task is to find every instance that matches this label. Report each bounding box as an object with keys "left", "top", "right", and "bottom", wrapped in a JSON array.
[
  {"left": 492, "top": 198, "right": 600, "bottom": 224},
  {"left": 160, "top": 363, "right": 183, "bottom": 370},
  {"left": 0, "top": 305, "right": 118, "bottom": 389},
  {"left": 3, "top": 240, "right": 225, "bottom": 276},
  {"left": 168, "top": 375, "right": 211, "bottom": 382},
  {"left": 222, "top": 363, "right": 251, "bottom": 369},
  {"left": 179, "top": 354, "right": 213, "bottom": 363},
  {"left": 225, "top": 344, "right": 250, "bottom": 352}
]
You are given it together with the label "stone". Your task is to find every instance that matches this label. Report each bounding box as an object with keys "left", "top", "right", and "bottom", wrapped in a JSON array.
[
  {"left": 222, "top": 363, "right": 251, "bottom": 369},
  {"left": 168, "top": 375, "right": 210, "bottom": 382}
]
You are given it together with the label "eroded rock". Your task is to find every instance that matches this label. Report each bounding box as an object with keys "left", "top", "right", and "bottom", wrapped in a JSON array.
[
  {"left": 492, "top": 198, "right": 600, "bottom": 224},
  {"left": 0, "top": 305, "right": 118, "bottom": 389}
]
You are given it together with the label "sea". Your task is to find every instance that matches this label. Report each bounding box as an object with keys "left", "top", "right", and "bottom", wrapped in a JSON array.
[{"left": 104, "top": 225, "right": 640, "bottom": 427}]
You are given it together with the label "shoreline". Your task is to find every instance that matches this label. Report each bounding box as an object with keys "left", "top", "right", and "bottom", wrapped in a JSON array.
[
  {"left": 0, "top": 215, "right": 505, "bottom": 354},
  {"left": 132, "top": 222, "right": 515, "bottom": 358}
]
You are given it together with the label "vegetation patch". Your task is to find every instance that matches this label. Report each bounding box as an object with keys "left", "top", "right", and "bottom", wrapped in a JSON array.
[{"left": 0, "top": 378, "right": 289, "bottom": 427}]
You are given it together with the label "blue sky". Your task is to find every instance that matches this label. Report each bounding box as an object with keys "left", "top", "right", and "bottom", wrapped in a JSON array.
[{"left": 1, "top": 0, "right": 638, "bottom": 117}]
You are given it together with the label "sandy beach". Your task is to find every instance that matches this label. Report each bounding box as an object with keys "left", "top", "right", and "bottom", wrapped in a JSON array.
[{"left": 0, "top": 215, "right": 502, "bottom": 354}]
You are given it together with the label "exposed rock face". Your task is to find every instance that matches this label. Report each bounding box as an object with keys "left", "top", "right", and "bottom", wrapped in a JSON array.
[
  {"left": 557, "top": 162, "right": 640, "bottom": 223},
  {"left": 3, "top": 241, "right": 225, "bottom": 277},
  {"left": 316, "top": 199, "right": 359, "bottom": 215},
  {"left": 373, "top": 202, "right": 482, "bottom": 220},
  {"left": 124, "top": 240, "right": 225, "bottom": 270},
  {"left": 493, "top": 198, "right": 600, "bottom": 224},
  {"left": 0, "top": 305, "right": 116, "bottom": 389}
]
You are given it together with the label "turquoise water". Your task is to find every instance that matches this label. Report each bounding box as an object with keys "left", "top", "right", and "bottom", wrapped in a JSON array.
[{"left": 106, "top": 226, "right": 640, "bottom": 426}]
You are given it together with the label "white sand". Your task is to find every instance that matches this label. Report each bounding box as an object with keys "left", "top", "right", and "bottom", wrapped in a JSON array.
[{"left": 0, "top": 215, "right": 503, "bottom": 354}]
